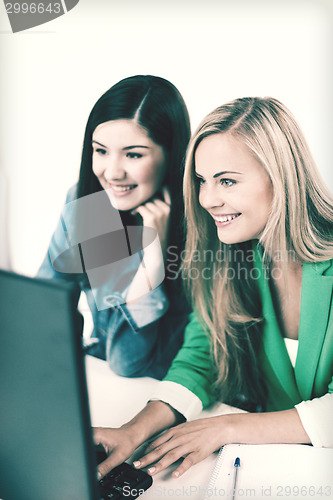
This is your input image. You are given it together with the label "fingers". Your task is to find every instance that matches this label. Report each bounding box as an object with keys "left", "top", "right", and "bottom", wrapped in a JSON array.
[
  {"left": 137, "top": 440, "right": 180, "bottom": 468},
  {"left": 97, "top": 450, "right": 126, "bottom": 479},
  {"left": 144, "top": 428, "right": 174, "bottom": 450},
  {"left": 172, "top": 454, "right": 198, "bottom": 478},
  {"left": 93, "top": 427, "right": 132, "bottom": 479},
  {"left": 132, "top": 189, "right": 171, "bottom": 219},
  {"left": 152, "top": 199, "right": 171, "bottom": 212},
  {"left": 134, "top": 200, "right": 171, "bottom": 241},
  {"left": 135, "top": 200, "right": 170, "bottom": 217},
  {"left": 162, "top": 186, "right": 171, "bottom": 206},
  {"left": 146, "top": 445, "right": 186, "bottom": 476},
  {"left": 135, "top": 446, "right": 201, "bottom": 478},
  {"left": 133, "top": 421, "right": 214, "bottom": 478},
  {"left": 135, "top": 431, "right": 193, "bottom": 476}
]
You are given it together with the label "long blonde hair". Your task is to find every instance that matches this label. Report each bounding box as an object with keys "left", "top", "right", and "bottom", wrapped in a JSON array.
[{"left": 182, "top": 97, "right": 333, "bottom": 406}]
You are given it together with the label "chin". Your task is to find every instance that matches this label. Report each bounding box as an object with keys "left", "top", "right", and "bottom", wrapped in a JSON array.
[
  {"left": 106, "top": 195, "right": 133, "bottom": 211},
  {"left": 216, "top": 230, "right": 237, "bottom": 245},
  {"left": 109, "top": 200, "right": 132, "bottom": 212},
  {"left": 216, "top": 230, "right": 250, "bottom": 245}
]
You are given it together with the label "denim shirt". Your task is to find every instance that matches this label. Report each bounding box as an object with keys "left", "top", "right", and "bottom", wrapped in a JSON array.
[{"left": 37, "top": 185, "right": 190, "bottom": 379}]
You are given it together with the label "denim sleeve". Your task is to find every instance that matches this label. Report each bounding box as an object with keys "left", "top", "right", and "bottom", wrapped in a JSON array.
[
  {"left": 100, "top": 290, "right": 191, "bottom": 379},
  {"left": 119, "top": 284, "right": 169, "bottom": 328}
]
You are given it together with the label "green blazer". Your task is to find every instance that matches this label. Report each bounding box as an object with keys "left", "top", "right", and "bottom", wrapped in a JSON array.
[
  {"left": 164, "top": 255, "right": 333, "bottom": 412},
  {"left": 257, "top": 256, "right": 333, "bottom": 411}
]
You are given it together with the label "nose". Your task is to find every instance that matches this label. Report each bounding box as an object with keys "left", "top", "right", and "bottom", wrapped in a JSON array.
[
  {"left": 199, "top": 184, "right": 225, "bottom": 211},
  {"left": 104, "top": 155, "right": 126, "bottom": 181}
]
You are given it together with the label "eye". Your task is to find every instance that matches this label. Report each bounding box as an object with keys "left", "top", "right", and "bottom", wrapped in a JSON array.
[
  {"left": 195, "top": 176, "right": 205, "bottom": 186},
  {"left": 127, "top": 152, "right": 143, "bottom": 159},
  {"left": 221, "top": 178, "right": 236, "bottom": 187},
  {"left": 93, "top": 147, "right": 107, "bottom": 156}
]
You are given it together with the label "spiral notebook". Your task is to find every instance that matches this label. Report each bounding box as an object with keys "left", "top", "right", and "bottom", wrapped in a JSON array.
[{"left": 203, "top": 443, "right": 333, "bottom": 499}]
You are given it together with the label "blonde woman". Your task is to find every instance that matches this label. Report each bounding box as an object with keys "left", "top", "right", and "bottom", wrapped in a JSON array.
[{"left": 94, "top": 97, "right": 333, "bottom": 479}]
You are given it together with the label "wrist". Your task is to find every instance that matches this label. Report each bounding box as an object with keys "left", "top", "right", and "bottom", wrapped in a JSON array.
[
  {"left": 120, "top": 421, "right": 148, "bottom": 448},
  {"left": 120, "top": 401, "right": 177, "bottom": 446},
  {"left": 217, "top": 414, "right": 238, "bottom": 445}
]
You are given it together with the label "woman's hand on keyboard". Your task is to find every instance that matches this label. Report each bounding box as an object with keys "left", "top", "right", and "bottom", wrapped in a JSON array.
[
  {"left": 93, "top": 400, "right": 180, "bottom": 479},
  {"left": 93, "top": 427, "right": 140, "bottom": 479}
]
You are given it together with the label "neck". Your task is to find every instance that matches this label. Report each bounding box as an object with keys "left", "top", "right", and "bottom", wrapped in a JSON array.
[
  {"left": 259, "top": 242, "right": 302, "bottom": 271},
  {"left": 271, "top": 254, "right": 303, "bottom": 275}
]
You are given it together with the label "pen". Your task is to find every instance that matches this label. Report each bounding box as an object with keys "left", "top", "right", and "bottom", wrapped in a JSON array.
[{"left": 232, "top": 457, "right": 240, "bottom": 500}]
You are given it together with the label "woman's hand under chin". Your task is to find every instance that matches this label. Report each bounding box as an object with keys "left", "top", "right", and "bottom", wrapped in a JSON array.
[
  {"left": 125, "top": 186, "right": 171, "bottom": 303},
  {"left": 132, "top": 186, "right": 171, "bottom": 260}
]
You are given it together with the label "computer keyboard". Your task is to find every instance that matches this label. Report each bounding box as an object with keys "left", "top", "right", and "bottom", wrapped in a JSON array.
[
  {"left": 99, "top": 462, "right": 153, "bottom": 499},
  {"left": 96, "top": 447, "right": 153, "bottom": 499}
]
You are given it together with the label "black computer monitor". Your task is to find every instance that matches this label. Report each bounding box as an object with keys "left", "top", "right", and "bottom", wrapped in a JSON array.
[{"left": 0, "top": 270, "right": 99, "bottom": 500}]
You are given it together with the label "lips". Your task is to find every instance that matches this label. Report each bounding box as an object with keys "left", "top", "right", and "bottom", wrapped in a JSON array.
[
  {"left": 213, "top": 213, "right": 241, "bottom": 223},
  {"left": 212, "top": 213, "right": 241, "bottom": 227}
]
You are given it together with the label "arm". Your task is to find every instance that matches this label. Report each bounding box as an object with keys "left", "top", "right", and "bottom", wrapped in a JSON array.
[
  {"left": 126, "top": 186, "right": 171, "bottom": 303},
  {"left": 135, "top": 327, "right": 333, "bottom": 477},
  {"left": 93, "top": 393, "right": 313, "bottom": 481},
  {"left": 93, "top": 312, "right": 329, "bottom": 480},
  {"left": 118, "top": 311, "right": 332, "bottom": 477},
  {"left": 92, "top": 312, "right": 215, "bottom": 477},
  {"left": 134, "top": 408, "right": 311, "bottom": 478},
  {"left": 135, "top": 340, "right": 333, "bottom": 477}
]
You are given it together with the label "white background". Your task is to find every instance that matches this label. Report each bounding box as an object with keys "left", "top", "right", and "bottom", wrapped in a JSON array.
[{"left": 1, "top": 0, "right": 332, "bottom": 276}]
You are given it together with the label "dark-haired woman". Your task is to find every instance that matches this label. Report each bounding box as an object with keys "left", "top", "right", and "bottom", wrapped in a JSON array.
[{"left": 38, "top": 75, "right": 191, "bottom": 379}]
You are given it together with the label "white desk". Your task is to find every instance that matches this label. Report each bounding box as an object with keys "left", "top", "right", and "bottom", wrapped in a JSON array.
[{"left": 86, "top": 355, "right": 245, "bottom": 499}]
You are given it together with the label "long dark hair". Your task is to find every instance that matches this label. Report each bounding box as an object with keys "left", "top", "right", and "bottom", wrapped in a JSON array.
[{"left": 76, "top": 75, "right": 191, "bottom": 288}]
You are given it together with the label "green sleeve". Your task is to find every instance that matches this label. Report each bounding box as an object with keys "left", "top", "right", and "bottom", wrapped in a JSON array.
[{"left": 163, "top": 312, "right": 216, "bottom": 408}]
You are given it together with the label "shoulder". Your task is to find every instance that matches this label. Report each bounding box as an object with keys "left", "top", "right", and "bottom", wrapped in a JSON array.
[{"left": 301, "top": 260, "right": 333, "bottom": 299}]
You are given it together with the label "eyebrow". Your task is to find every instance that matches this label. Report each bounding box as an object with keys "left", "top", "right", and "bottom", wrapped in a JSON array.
[
  {"left": 92, "top": 140, "right": 150, "bottom": 150},
  {"left": 195, "top": 170, "right": 242, "bottom": 178},
  {"left": 123, "top": 145, "right": 150, "bottom": 150}
]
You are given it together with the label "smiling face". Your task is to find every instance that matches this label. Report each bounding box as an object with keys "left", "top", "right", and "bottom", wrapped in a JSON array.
[
  {"left": 92, "top": 119, "right": 167, "bottom": 211},
  {"left": 195, "top": 132, "right": 273, "bottom": 244}
]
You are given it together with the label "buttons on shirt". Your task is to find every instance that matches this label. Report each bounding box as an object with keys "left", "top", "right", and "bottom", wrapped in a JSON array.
[{"left": 104, "top": 294, "right": 122, "bottom": 307}]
